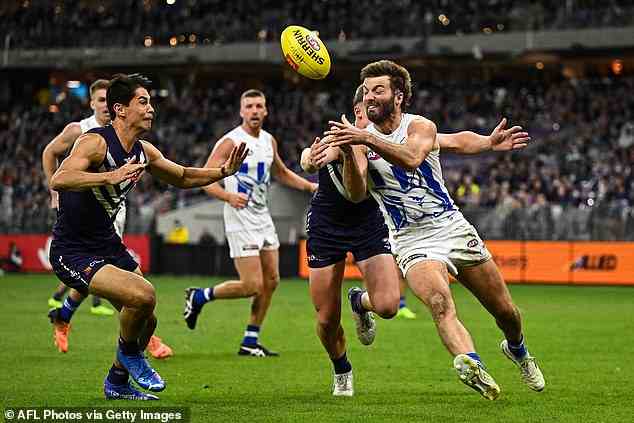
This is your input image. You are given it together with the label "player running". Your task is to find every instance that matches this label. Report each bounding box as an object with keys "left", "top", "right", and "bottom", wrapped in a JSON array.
[
  {"left": 49, "top": 73, "right": 247, "bottom": 400},
  {"left": 43, "top": 79, "right": 172, "bottom": 359},
  {"left": 183, "top": 89, "right": 317, "bottom": 357},
  {"left": 326, "top": 60, "right": 545, "bottom": 400},
  {"left": 301, "top": 85, "right": 531, "bottom": 396}
]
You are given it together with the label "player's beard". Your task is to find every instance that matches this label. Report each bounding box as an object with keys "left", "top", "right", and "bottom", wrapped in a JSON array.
[{"left": 366, "top": 96, "right": 395, "bottom": 125}]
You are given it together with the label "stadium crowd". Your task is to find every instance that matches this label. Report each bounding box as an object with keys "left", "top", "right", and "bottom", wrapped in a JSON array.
[
  {"left": 2, "top": 0, "right": 633, "bottom": 49},
  {"left": 1, "top": 74, "right": 632, "bottom": 240}
]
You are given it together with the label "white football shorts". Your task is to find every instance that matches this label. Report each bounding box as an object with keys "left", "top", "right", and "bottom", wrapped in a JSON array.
[{"left": 391, "top": 211, "right": 492, "bottom": 278}]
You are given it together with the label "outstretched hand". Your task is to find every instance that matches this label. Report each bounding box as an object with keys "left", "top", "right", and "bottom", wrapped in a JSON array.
[
  {"left": 222, "top": 142, "right": 249, "bottom": 176},
  {"left": 324, "top": 115, "right": 367, "bottom": 151},
  {"left": 490, "top": 118, "right": 531, "bottom": 151}
]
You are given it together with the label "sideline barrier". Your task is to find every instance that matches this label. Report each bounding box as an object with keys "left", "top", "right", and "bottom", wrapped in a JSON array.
[
  {"left": 298, "top": 240, "right": 634, "bottom": 285},
  {"left": 0, "top": 234, "right": 150, "bottom": 273}
]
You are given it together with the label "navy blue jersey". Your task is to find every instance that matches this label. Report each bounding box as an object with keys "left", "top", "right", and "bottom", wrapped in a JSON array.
[
  {"left": 52, "top": 125, "right": 147, "bottom": 253},
  {"left": 306, "top": 160, "right": 391, "bottom": 268},
  {"left": 310, "top": 159, "right": 384, "bottom": 227}
]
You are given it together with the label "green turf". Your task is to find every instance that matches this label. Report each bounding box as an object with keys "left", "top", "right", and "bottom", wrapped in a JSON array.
[{"left": 1, "top": 274, "right": 633, "bottom": 422}]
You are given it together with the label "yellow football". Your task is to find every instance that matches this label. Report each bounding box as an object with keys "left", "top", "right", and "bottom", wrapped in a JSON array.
[{"left": 280, "top": 25, "right": 331, "bottom": 80}]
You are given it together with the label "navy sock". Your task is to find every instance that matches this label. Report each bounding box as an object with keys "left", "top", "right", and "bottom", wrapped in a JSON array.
[
  {"left": 351, "top": 290, "right": 366, "bottom": 314},
  {"left": 399, "top": 296, "right": 406, "bottom": 309},
  {"left": 332, "top": 352, "right": 352, "bottom": 375},
  {"left": 53, "top": 291, "right": 65, "bottom": 301},
  {"left": 194, "top": 287, "right": 214, "bottom": 307},
  {"left": 507, "top": 336, "right": 528, "bottom": 359},
  {"left": 466, "top": 352, "right": 483, "bottom": 365},
  {"left": 92, "top": 296, "right": 101, "bottom": 307},
  {"left": 118, "top": 336, "right": 141, "bottom": 355},
  {"left": 107, "top": 365, "right": 129, "bottom": 385},
  {"left": 59, "top": 296, "right": 81, "bottom": 322},
  {"left": 242, "top": 325, "right": 260, "bottom": 346}
]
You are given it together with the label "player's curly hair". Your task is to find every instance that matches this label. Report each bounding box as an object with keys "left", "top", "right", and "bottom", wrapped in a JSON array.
[
  {"left": 360, "top": 60, "right": 412, "bottom": 111},
  {"left": 106, "top": 73, "right": 152, "bottom": 120}
]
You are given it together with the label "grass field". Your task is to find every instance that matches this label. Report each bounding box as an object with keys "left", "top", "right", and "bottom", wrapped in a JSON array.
[{"left": 1, "top": 274, "right": 633, "bottom": 422}]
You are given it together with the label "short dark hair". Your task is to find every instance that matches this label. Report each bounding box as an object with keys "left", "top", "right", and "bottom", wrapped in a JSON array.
[
  {"left": 240, "top": 89, "right": 266, "bottom": 102},
  {"left": 106, "top": 73, "right": 152, "bottom": 120},
  {"left": 353, "top": 85, "right": 364, "bottom": 106},
  {"left": 89, "top": 79, "right": 109, "bottom": 98},
  {"left": 360, "top": 60, "right": 412, "bottom": 110}
]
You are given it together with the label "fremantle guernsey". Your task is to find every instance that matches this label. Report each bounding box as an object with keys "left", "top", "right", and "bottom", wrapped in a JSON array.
[
  {"left": 52, "top": 125, "right": 147, "bottom": 253},
  {"left": 309, "top": 157, "right": 385, "bottom": 231},
  {"left": 365, "top": 113, "right": 457, "bottom": 233}
]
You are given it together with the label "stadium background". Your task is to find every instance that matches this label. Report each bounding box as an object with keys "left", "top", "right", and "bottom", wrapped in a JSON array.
[{"left": 1, "top": 1, "right": 633, "bottom": 421}]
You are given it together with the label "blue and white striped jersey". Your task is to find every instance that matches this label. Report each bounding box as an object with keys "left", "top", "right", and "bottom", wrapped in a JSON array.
[{"left": 366, "top": 113, "right": 457, "bottom": 233}]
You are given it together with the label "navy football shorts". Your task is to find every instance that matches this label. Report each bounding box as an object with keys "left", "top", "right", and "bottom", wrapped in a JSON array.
[
  {"left": 50, "top": 242, "right": 139, "bottom": 296},
  {"left": 306, "top": 214, "right": 392, "bottom": 269}
]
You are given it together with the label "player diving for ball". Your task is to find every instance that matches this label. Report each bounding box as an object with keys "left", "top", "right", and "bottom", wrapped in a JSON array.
[{"left": 323, "top": 60, "right": 545, "bottom": 399}]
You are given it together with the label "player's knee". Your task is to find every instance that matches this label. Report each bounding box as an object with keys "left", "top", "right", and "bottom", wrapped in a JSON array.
[
  {"left": 133, "top": 284, "right": 156, "bottom": 311},
  {"left": 373, "top": 298, "right": 398, "bottom": 319},
  {"left": 265, "top": 273, "right": 280, "bottom": 293},
  {"left": 428, "top": 292, "right": 455, "bottom": 323},
  {"left": 242, "top": 278, "right": 262, "bottom": 297}
]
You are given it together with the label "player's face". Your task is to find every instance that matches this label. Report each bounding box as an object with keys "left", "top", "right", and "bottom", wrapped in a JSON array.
[
  {"left": 353, "top": 102, "right": 370, "bottom": 129},
  {"left": 240, "top": 96, "right": 268, "bottom": 130},
  {"left": 126, "top": 87, "right": 155, "bottom": 131},
  {"left": 363, "top": 76, "right": 402, "bottom": 124},
  {"left": 90, "top": 88, "right": 110, "bottom": 124}
]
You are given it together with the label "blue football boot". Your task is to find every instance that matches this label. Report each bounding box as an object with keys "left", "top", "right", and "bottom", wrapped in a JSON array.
[
  {"left": 104, "top": 378, "right": 159, "bottom": 400},
  {"left": 116, "top": 348, "right": 165, "bottom": 392}
]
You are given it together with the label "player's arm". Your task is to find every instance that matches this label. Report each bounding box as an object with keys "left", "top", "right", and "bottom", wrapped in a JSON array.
[
  {"left": 271, "top": 137, "right": 318, "bottom": 193},
  {"left": 438, "top": 118, "right": 530, "bottom": 154},
  {"left": 42, "top": 122, "right": 82, "bottom": 185},
  {"left": 300, "top": 136, "right": 341, "bottom": 173},
  {"left": 50, "top": 134, "right": 145, "bottom": 191},
  {"left": 201, "top": 138, "right": 248, "bottom": 209},
  {"left": 42, "top": 122, "right": 82, "bottom": 206},
  {"left": 143, "top": 140, "right": 247, "bottom": 189},
  {"left": 340, "top": 145, "right": 369, "bottom": 203},
  {"left": 326, "top": 115, "right": 436, "bottom": 171}
]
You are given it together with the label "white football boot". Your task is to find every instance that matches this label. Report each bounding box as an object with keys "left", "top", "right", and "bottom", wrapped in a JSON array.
[
  {"left": 454, "top": 354, "right": 501, "bottom": 400},
  {"left": 332, "top": 371, "right": 354, "bottom": 396},
  {"left": 500, "top": 340, "right": 545, "bottom": 392}
]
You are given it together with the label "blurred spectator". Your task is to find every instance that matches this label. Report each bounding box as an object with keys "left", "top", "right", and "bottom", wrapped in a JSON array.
[{"left": 2, "top": 0, "right": 633, "bottom": 49}]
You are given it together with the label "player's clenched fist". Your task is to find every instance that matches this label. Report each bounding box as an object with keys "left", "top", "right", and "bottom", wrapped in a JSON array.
[{"left": 108, "top": 157, "right": 146, "bottom": 185}]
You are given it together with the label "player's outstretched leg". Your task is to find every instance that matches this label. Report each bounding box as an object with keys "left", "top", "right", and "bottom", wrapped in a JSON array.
[
  {"left": 458, "top": 260, "right": 545, "bottom": 392},
  {"left": 90, "top": 265, "right": 165, "bottom": 392},
  {"left": 347, "top": 287, "right": 376, "bottom": 345},
  {"left": 309, "top": 261, "right": 354, "bottom": 396},
  {"left": 406, "top": 260, "right": 500, "bottom": 400}
]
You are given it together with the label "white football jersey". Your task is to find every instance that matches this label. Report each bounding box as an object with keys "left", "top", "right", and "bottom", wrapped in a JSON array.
[
  {"left": 214, "top": 125, "right": 275, "bottom": 232},
  {"left": 366, "top": 113, "right": 457, "bottom": 233},
  {"left": 79, "top": 114, "right": 100, "bottom": 133}
]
